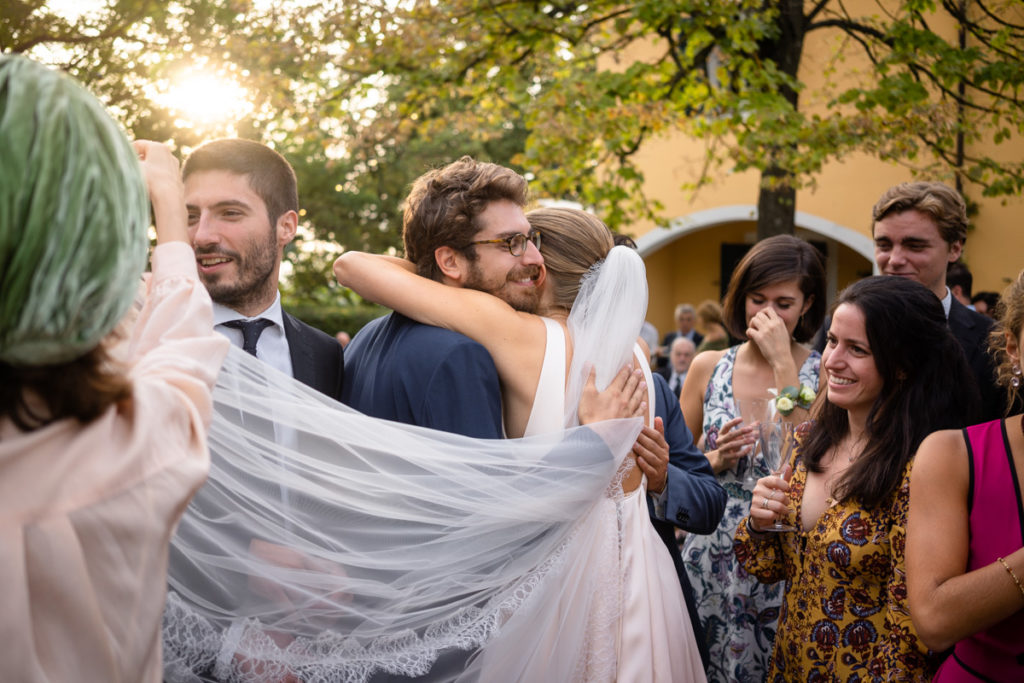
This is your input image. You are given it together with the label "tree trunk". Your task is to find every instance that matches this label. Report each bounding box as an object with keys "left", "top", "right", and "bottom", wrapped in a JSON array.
[
  {"left": 757, "top": 167, "right": 796, "bottom": 239},
  {"left": 755, "top": 0, "right": 805, "bottom": 240}
]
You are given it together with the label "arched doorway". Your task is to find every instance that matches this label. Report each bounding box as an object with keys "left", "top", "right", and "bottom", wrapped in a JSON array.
[{"left": 635, "top": 205, "right": 875, "bottom": 336}]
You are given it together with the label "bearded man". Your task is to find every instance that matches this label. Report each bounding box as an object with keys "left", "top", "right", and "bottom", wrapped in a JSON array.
[
  {"left": 183, "top": 139, "right": 344, "bottom": 400},
  {"left": 342, "top": 157, "right": 544, "bottom": 437}
]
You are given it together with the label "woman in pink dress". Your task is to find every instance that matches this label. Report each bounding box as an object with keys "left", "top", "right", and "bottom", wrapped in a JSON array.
[
  {"left": 908, "top": 270, "right": 1024, "bottom": 681},
  {"left": 0, "top": 56, "right": 228, "bottom": 682}
]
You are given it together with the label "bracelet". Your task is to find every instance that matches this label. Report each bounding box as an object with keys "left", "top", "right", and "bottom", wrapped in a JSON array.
[
  {"left": 745, "top": 516, "right": 769, "bottom": 538},
  {"left": 997, "top": 557, "right": 1024, "bottom": 601}
]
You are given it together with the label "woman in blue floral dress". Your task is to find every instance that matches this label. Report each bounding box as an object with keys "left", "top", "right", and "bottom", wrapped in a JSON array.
[{"left": 681, "top": 235, "right": 825, "bottom": 683}]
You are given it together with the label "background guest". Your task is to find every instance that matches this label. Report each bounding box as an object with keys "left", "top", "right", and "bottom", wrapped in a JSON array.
[
  {"left": 971, "top": 290, "right": 1001, "bottom": 318},
  {"left": 695, "top": 299, "right": 731, "bottom": 353},
  {"left": 657, "top": 336, "right": 696, "bottom": 398},
  {"left": 735, "top": 276, "right": 977, "bottom": 681},
  {"left": 947, "top": 260, "right": 976, "bottom": 309},
  {"left": 656, "top": 302, "right": 704, "bottom": 370},
  {"left": 680, "top": 234, "right": 826, "bottom": 683},
  {"left": 871, "top": 181, "right": 1001, "bottom": 420},
  {"left": 907, "top": 270, "right": 1024, "bottom": 681}
]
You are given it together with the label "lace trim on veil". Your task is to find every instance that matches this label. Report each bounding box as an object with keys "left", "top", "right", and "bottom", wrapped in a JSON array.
[{"left": 164, "top": 531, "right": 578, "bottom": 682}]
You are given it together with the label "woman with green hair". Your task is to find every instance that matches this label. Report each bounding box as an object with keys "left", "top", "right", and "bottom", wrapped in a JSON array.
[{"left": 0, "top": 56, "right": 229, "bottom": 682}]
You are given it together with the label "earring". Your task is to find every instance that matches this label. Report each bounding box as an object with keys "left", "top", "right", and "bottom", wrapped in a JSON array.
[{"left": 1013, "top": 363, "right": 1022, "bottom": 389}]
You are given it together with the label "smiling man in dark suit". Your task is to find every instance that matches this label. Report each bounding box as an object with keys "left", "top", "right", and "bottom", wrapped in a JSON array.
[
  {"left": 182, "top": 139, "right": 343, "bottom": 400},
  {"left": 871, "top": 181, "right": 1000, "bottom": 421}
]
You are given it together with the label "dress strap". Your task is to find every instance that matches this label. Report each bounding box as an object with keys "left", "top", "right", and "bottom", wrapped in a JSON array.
[
  {"left": 523, "top": 317, "right": 567, "bottom": 436},
  {"left": 633, "top": 343, "right": 655, "bottom": 425}
]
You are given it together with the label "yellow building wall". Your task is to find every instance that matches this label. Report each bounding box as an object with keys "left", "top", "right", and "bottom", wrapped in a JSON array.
[{"left": 619, "top": 3, "right": 1024, "bottom": 334}]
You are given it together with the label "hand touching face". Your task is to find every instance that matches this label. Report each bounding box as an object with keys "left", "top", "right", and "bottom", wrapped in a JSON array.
[{"left": 744, "top": 279, "right": 810, "bottom": 359}]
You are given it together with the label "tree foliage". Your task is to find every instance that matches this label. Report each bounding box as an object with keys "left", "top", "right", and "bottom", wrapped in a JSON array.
[
  {"left": 3, "top": 1, "right": 531, "bottom": 306},
  {"left": 8, "top": 0, "right": 1023, "bottom": 285},
  {"left": 331, "top": 0, "right": 1024, "bottom": 237}
]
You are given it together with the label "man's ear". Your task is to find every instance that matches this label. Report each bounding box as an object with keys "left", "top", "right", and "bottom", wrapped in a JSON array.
[
  {"left": 947, "top": 240, "right": 964, "bottom": 263},
  {"left": 276, "top": 210, "right": 298, "bottom": 248},
  {"left": 434, "top": 245, "right": 466, "bottom": 283}
]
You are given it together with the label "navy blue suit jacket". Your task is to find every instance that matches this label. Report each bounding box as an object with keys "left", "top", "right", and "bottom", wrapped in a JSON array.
[
  {"left": 342, "top": 313, "right": 504, "bottom": 438},
  {"left": 649, "top": 372, "right": 726, "bottom": 671}
]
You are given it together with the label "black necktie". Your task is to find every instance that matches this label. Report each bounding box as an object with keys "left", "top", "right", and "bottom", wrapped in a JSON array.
[{"left": 223, "top": 318, "right": 274, "bottom": 356}]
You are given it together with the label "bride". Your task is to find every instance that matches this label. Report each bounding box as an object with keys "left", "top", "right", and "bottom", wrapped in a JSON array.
[
  {"left": 163, "top": 207, "right": 704, "bottom": 681},
  {"left": 334, "top": 206, "right": 705, "bottom": 681}
]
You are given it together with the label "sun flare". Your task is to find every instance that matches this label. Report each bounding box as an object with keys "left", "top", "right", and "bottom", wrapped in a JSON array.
[{"left": 150, "top": 67, "right": 253, "bottom": 130}]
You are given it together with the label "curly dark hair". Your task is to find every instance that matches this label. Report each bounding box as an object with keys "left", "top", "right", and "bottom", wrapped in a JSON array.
[
  {"left": 802, "top": 276, "right": 978, "bottom": 509},
  {"left": 402, "top": 157, "right": 528, "bottom": 281},
  {"left": 987, "top": 271, "right": 1024, "bottom": 411}
]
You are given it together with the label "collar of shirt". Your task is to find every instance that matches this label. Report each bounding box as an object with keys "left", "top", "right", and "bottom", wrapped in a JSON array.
[
  {"left": 212, "top": 294, "right": 294, "bottom": 377},
  {"left": 940, "top": 286, "right": 952, "bottom": 319}
]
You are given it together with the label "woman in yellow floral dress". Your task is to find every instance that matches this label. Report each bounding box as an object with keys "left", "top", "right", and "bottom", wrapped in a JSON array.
[{"left": 734, "top": 276, "right": 979, "bottom": 682}]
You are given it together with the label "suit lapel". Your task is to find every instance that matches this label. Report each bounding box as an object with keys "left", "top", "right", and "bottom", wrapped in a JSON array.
[
  {"left": 947, "top": 297, "right": 974, "bottom": 338},
  {"left": 282, "top": 312, "right": 317, "bottom": 391}
]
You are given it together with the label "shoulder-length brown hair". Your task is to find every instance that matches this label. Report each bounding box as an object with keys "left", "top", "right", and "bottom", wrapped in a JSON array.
[
  {"left": 0, "top": 343, "right": 131, "bottom": 432},
  {"left": 721, "top": 235, "right": 825, "bottom": 343}
]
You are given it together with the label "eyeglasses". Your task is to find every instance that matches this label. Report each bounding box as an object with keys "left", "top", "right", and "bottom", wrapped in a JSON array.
[{"left": 465, "top": 230, "right": 542, "bottom": 257}]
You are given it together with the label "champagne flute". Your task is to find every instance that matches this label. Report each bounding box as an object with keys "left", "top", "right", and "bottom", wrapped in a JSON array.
[
  {"left": 757, "top": 416, "right": 798, "bottom": 532},
  {"left": 736, "top": 396, "right": 773, "bottom": 487}
]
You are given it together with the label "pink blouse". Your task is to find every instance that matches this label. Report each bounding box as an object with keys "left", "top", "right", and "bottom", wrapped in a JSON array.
[{"left": 0, "top": 243, "right": 228, "bottom": 682}]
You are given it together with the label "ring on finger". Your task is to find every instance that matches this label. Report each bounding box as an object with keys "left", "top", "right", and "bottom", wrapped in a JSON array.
[{"left": 761, "top": 496, "right": 770, "bottom": 509}]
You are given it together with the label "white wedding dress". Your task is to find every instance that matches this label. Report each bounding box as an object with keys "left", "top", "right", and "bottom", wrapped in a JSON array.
[
  {"left": 162, "top": 246, "right": 704, "bottom": 682},
  {"left": 501, "top": 317, "right": 705, "bottom": 682}
]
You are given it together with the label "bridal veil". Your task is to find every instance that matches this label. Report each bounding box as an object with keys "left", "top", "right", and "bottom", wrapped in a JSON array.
[{"left": 163, "top": 246, "right": 648, "bottom": 682}]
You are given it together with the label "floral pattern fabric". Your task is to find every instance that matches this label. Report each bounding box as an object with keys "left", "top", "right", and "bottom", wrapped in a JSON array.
[
  {"left": 682, "top": 345, "right": 820, "bottom": 683},
  {"left": 733, "top": 448, "right": 937, "bottom": 682}
]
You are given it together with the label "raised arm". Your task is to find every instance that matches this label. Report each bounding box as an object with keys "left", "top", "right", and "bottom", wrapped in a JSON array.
[
  {"left": 134, "top": 140, "right": 188, "bottom": 245},
  {"left": 334, "top": 251, "right": 539, "bottom": 352},
  {"left": 336, "top": 250, "right": 552, "bottom": 437}
]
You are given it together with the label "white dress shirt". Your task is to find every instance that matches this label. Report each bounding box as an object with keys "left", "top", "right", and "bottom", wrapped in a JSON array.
[
  {"left": 212, "top": 293, "right": 294, "bottom": 378},
  {"left": 213, "top": 294, "right": 297, "bottom": 509},
  {"left": 939, "top": 286, "right": 953, "bottom": 319}
]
